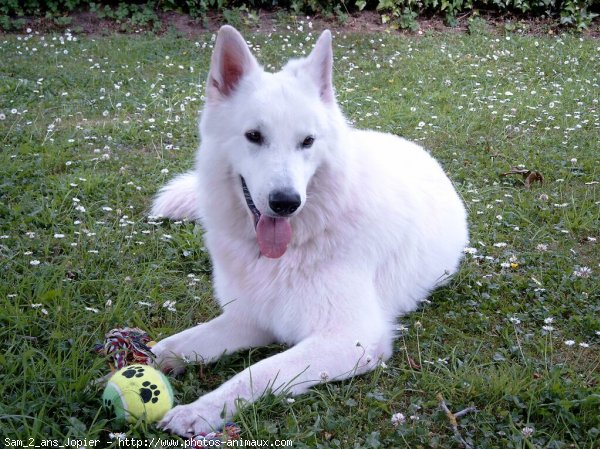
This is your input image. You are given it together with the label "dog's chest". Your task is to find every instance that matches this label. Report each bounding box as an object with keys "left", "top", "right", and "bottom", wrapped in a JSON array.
[{"left": 209, "top": 236, "right": 339, "bottom": 344}]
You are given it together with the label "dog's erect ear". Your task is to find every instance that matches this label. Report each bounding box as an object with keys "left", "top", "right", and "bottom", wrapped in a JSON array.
[
  {"left": 305, "top": 30, "right": 334, "bottom": 103},
  {"left": 207, "top": 25, "right": 259, "bottom": 102}
]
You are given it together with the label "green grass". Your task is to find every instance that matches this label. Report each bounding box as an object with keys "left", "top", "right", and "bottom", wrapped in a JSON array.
[{"left": 1, "top": 26, "right": 598, "bottom": 448}]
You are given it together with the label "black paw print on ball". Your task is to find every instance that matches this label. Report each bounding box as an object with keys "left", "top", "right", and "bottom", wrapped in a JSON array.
[
  {"left": 103, "top": 398, "right": 115, "bottom": 411},
  {"left": 121, "top": 366, "right": 145, "bottom": 379},
  {"left": 139, "top": 381, "right": 161, "bottom": 404}
]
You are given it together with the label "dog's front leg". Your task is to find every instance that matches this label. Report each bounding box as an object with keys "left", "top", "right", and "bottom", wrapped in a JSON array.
[
  {"left": 152, "top": 312, "right": 274, "bottom": 374},
  {"left": 158, "top": 330, "right": 391, "bottom": 436}
]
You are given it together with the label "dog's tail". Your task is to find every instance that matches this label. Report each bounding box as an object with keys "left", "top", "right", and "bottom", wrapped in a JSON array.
[{"left": 150, "top": 171, "right": 200, "bottom": 220}]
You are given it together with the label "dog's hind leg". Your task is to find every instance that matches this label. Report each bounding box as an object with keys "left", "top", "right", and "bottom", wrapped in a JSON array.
[{"left": 151, "top": 171, "right": 200, "bottom": 220}]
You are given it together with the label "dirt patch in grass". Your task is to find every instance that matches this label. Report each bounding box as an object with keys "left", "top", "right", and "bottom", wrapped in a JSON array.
[{"left": 2, "top": 9, "right": 599, "bottom": 37}]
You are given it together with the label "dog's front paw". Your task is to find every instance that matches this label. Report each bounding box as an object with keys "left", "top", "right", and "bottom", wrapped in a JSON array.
[
  {"left": 158, "top": 400, "right": 224, "bottom": 437},
  {"left": 151, "top": 339, "right": 188, "bottom": 375}
]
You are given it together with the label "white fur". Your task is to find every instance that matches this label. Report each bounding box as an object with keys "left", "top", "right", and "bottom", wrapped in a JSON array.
[
  {"left": 151, "top": 26, "right": 468, "bottom": 436},
  {"left": 151, "top": 172, "right": 201, "bottom": 220}
]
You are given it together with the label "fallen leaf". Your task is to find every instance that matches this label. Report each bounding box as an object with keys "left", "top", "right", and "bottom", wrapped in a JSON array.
[
  {"left": 407, "top": 356, "right": 421, "bottom": 370},
  {"left": 500, "top": 166, "right": 544, "bottom": 189}
]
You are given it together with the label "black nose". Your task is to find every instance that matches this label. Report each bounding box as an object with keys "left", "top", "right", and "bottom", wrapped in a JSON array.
[{"left": 269, "top": 189, "right": 301, "bottom": 216}]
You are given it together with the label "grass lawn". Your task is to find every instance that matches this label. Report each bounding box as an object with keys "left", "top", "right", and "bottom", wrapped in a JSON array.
[{"left": 0, "top": 25, "right": 598, "bottom": 448}]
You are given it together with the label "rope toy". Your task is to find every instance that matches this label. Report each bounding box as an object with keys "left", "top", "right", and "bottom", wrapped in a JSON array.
[
  {"left": 190, "top": 422, "right": 241, "bottom": 447},
  {"left": 94, "top": 327, "right": 156, "bottom": 371}
]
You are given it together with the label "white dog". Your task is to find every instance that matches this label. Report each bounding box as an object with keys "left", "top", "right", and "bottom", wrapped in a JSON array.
[{"left": 151, "top": 25, "right": 468, "bottom": 436}]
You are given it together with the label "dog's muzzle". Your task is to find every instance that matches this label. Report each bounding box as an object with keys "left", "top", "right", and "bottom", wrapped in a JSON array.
[{"left": 239, "top": 176, "right": 294, "bottom": 259}]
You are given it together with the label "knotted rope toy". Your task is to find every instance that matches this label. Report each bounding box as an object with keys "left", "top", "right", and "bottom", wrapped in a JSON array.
[{"left": 94, "top": 327, "right": 156, "bottom": 371}]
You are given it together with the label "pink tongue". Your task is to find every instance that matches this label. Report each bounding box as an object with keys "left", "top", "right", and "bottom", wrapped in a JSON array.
[{"left": 256, "top": 215, "right": 292, "bottom": 258}]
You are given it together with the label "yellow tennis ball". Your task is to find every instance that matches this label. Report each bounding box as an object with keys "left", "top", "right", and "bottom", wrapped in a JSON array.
[{"left": 102, "top": 364, "right": 173, "bottom": 424}]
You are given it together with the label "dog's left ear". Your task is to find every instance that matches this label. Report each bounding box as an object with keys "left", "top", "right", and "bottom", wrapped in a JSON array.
[{"left": 305, "top": 30, "right": 334, "bottom": 103}]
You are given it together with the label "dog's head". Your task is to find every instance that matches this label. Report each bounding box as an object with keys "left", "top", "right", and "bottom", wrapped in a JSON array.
[{"left": 201, "top": 26, "right": 343, "bottom": 258}]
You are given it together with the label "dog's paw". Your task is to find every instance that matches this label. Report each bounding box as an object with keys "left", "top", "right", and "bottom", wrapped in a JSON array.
[
  {"left": 158, "top": 400, "right": 223, "bottom": 437},
  {"left": 150, "top": 340, "right": 188, "bottom": 375}
]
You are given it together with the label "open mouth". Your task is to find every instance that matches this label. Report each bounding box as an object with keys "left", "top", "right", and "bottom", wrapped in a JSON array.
[
  {"left": 239, "top": 176, "right": 293, "bottom": 259},
  {"left": 241, "top": 176, "right": 261, "bottom": 228}
]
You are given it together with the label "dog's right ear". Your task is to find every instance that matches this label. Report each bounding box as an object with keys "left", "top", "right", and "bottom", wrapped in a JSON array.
[{"left": 207, "top": 25, "right": 259, "bottom": 102}]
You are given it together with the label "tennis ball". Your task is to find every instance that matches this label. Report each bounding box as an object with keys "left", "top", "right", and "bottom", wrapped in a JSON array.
[{"left": 102, "top": 364, "right": 174, "bottom": 424}]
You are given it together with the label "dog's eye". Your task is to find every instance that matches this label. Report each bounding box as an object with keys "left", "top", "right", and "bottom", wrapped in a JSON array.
[
  {"left": 301, "top": 136, "right": 315, "bottom": 148},
  {"left": 245, "top": 130, "right": 264, "bottom": 145}
]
